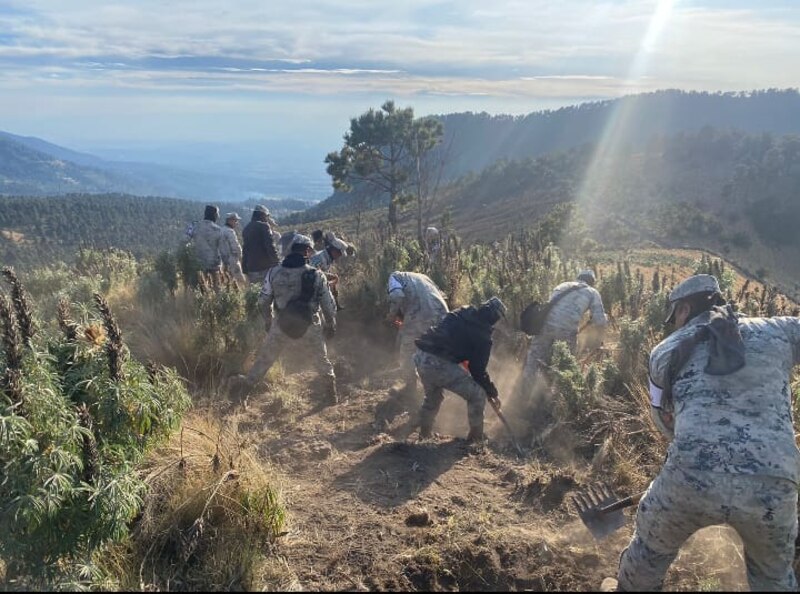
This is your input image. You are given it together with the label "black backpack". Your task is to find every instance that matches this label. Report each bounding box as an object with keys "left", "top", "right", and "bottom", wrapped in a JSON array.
[
  {"left": 277, "top": 268, "right": 318, "bottom": 339},
  {"left": 520, "top": 283, "right": 586, "bottom": 336}
]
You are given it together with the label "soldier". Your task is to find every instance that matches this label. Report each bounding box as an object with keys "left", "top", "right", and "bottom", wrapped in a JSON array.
[
  {"left": 309, "top": 231, "right": 353, "bottom": 271},
  {"left": 229, "top": 234, "right": 338, "bottom": 405},
  {"left": 220, "top": 212, "right": 246, "bottom": 283},
  {"left": 242, "top": 205, "right": 280, "bottom": 285},
  {"left": 191, "top": 205, "right": 223, "bottom": 274},
  {"left": 603, "top": 274, "right": 800, "bottom": 592},
  {"left": 386, "top": 271, "right": 449, "bottom": 398},
  {"left": 412, "top": 297, "right": 506, "bottom": 443},
  {"left": 310, "top": 231, "right": 354, "bottom": 310},
  {"left": 424, "top": 226, "right": 441, "bottom": 259},
  {"left": 522, "top": 270, "right": 608, "bottom": 378},
  {"left": 312, "top": 229, "right": 325, "bottom": 252}
]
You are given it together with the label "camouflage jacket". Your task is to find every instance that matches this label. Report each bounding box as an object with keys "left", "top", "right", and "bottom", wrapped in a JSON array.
[
  {"left": 543, "top": 281, "right": 608, "bottom": 336},
  {"left": 310, "top": 248, "right": 334, "bottom": 272},
  {"left": 387, "top": 272, "right": 449, "bottom": 332},
  {"left": 649, "top": 312, "right": 800, "bottom": 483},
  {"left": 191, "top": 220, "right": 222, "bottom": 270},
  {"left": 260, "top": 254, "right": 336, "bottom": 328},
  {"left": 220, "top": 225, "right": 242, "bottom": 269}
]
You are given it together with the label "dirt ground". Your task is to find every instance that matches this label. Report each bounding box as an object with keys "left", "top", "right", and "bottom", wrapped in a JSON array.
[{"left": 220, "top": 312, "right": 749, "bottom": 592}]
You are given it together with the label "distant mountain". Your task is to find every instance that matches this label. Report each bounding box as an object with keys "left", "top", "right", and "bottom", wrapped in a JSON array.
[
  {"left": 292, "top": 89, "right": 800, "bottom": 223},
  {"left": 0, "top": 131, "right": 319, "bottom": 203}
]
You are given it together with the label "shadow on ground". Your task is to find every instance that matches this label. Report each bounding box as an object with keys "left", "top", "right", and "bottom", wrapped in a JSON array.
[{"left": 333, "top": 440, "right": 469, "bottom": 508}]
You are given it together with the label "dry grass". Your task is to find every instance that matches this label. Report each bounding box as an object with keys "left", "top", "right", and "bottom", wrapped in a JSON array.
[{"left": 100, "top": 411, "right": 289, "bottom": 591}]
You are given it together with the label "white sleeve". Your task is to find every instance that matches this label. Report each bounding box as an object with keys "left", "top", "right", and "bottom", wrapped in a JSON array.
[
  {"left": 387, "top": 274, "right": 404, "bottom": 295},
  {"left": 589, "top": 289, "right": 608, "bottom": 327},
  {"left": 649, "top": 379, "right": 663, "bottom": 408},
  {"left": 259, "top": 269, "right": 274, "bottom": 301}
]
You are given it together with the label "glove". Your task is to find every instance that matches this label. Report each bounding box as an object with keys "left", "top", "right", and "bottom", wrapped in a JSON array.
[
  {"left": 485, "top": 381, "right": 499, "bottom": 402},
  {"left": 324, "top": 325, "right": 336, "bottom": 340}
]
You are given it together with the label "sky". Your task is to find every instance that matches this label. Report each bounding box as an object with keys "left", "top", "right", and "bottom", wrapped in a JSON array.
[{"left": 1, "top": 0, "right": 799, "bottom": 180}]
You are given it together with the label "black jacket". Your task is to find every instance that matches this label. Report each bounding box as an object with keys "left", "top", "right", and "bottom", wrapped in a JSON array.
[
  {"left": 415, "top": 306, "right": 495, "bottom": 394},
  {"left": 242, "top": 220, "right": 279, "bottom": 273}
]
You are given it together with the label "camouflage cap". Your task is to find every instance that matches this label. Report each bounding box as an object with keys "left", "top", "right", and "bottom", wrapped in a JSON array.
[
  {"left": 483, "top": 296, "right": 508, "bottom": 320},
  {"left": 577, "top": 269, "right": 596, "bottom": 285},
  {"left": 253, "top": 205, "right": 270, "bottom": 215},
  {"left": 289, "top": 233, "right": 313, "bottom": 250},
  {"left": 664, "top": 274, "right": 722, "bottom": 323},
  {"left": 225, "top": 212, "right": 241, "bottom": 221}
]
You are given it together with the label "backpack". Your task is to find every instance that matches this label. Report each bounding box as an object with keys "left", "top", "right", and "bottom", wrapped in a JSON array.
[
  {"left": 277, "top": 268, "right": 318, "bottom": 339},
  {"left": 520, "top": 283, "right": 586, "bottom": 336},
  {"left": 184, "top": 221, "right": 196, "bottom": 242}
]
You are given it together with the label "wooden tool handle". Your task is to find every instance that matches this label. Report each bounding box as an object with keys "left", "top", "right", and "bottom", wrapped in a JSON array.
[{"left": 599, "top": 491, "right": 645, "bottom": 514}]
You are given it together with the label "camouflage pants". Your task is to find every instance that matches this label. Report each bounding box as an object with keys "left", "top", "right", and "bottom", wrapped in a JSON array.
[
  {"left": 225, "top": 262, "right": 246, "bottom": 284},
  {"left": 398, "top": 322, "right": 432, "bottom": 389},
  {"left": 245, "top": 321, "right": 335, "bottom": 385},
  {"left": 618, "top": 465, "right": 798, "bottom": 592},
  {"left": 413, "top": 349, "right": 487, "bottom": 432}
]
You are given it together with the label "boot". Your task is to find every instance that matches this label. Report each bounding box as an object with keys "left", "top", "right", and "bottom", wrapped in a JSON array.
[
  {"left": 466, "top": 426, "right": 485, "bottom": 444},
  {"left": 324, "top": 376, "right": 339, "bottom": 405},
  {"left": 228, "top": 374, "right": 253, "bottom": 407},
  {"left": 418, "top": 421, "right": 433, "bottom": 440}
]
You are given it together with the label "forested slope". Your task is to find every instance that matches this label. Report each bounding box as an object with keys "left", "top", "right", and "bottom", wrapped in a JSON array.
[{"left": 0, "top": 194, "right": 304, "bottom": 267}]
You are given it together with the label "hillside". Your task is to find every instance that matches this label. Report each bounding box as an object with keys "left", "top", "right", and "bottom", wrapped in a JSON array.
[
  {"left": 290, "top": 89, "right": 800, "bottom": 224},
  {"left": 436, "top": 89, "right": 800, "bottom": 179},
  {"left": 300, "top": 128, "right": 800, "bottom": 300},
  {"left": 0, "top": 132, "right": 311, "bottom": 202},
  {"left": 0, "top": 193, "right": 307, "bottom": 268}
]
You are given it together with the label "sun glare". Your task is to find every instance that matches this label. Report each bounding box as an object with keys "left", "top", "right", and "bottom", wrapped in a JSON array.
[{"left": 568, "top": 0, "right": 678, "bottom": 237}]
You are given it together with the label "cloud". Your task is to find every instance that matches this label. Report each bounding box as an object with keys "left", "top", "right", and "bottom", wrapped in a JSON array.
[{"left": 1, "top": 0, "right": 799, "bottom": 143}]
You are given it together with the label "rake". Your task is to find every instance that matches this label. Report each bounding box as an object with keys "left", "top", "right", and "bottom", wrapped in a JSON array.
[{"left": 572, "top": 483, "right": 644, "bottom": 540}]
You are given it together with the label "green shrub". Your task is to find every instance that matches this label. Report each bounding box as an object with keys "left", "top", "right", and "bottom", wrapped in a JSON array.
[{"left": 0, "top": 283, "right": 190, "bottom": 586}]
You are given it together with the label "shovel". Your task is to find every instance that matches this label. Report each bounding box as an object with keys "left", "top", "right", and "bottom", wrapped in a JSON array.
[
  {"left": 572, "top": 483, "right": 645, "bottom": 540},
  {"left": 487, "top": 396, "right": 525, "bottom": 458}
]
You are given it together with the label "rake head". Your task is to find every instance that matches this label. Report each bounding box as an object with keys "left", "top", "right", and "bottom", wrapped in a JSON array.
[{"left": 572, "top": 483, "right": 626, "bottom": 540}]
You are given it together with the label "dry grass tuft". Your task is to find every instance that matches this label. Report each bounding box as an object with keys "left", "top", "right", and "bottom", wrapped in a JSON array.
[{"left": 102, "top": 411, "right": 288, "bottom": 591}]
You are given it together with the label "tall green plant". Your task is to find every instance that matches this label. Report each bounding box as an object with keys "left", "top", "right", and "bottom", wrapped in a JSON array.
[{"left": 0, "top": 283, "right": 190, "bottom": 587}]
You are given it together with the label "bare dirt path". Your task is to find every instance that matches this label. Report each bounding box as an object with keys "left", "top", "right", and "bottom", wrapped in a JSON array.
[{"left": 225, "top": 327, "right": 746, "bottom": 592}]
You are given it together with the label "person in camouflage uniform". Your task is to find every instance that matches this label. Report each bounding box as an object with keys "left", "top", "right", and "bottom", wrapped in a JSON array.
[
  {"left": 386, "top": 271, "right": 449, "bottom": 397},
  {"left": 229, "top": 234, "right": 338, "bottom": 405},
  {"left": 522, "top": 269, "right": 607, "bottom": 379},
  {"left": 220, "top": 212, "right": 246, "bottom": 283},
  {"left": 191, "top": 205, "right": 223, "bottom": 273},
  {"left": 310, "top": 231, "right": 354, "bottom": 310},
  {"left": 412, "top": 297, "right": 506, "bottom": 443},
  {"left": 607, "top": 274, "right": 800, "bottom": 592}
]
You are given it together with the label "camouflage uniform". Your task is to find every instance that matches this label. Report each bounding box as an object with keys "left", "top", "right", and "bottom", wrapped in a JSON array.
[
  {"left": 618, "top": 312, "right": 800, "bottom": 592},
  {"left": 414, "top": 350, "right": 486, "bottom": 432},
  {"left": 243, "top": 255, "right": 337, "bottom": 398},
  {"left": 220, "top": 225, "right": 245, "bottom": 281},
  {"left": 413, "top": 299, "right": 505, "bottom": 438},
  {"left": 388, "top": 272, "right": 449, "bottom": 390},
  {"left": 191, "top": 219, "right": 223, "bottom": 271},
  {"left": 522, "top": 281, "right": 607, "bottom": 379},
  {"left": 309, "top": 248, "right": 334, "bottom": 272}
]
